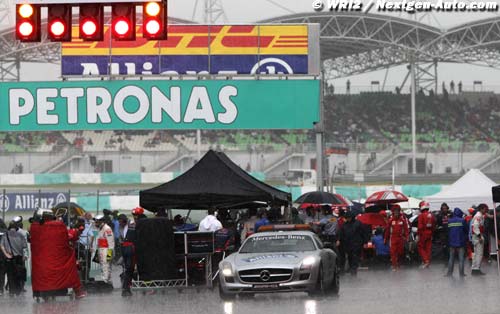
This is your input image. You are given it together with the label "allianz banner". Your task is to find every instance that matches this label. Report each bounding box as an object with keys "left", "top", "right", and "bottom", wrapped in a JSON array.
[
  {"left": 0, "top": 192, "right": 69, "bottom": 212},
  {"left": 61, "top": 24, "right": 320, "bottom": 76},
  {"left": 0, "top": 79, "right": 320, "bottom": 131}
]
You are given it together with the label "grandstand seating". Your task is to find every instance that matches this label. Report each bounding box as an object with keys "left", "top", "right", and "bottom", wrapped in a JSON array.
[{"left": 323, "top": 92, "right": 496, "bottom": 151}]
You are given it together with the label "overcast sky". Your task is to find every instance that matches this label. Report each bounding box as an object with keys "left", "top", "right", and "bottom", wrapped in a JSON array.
[{"left": 3, "top": 0, "right": 500, "bottom": 90}]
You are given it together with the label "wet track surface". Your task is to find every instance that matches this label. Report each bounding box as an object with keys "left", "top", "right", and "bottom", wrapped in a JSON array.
[{"left": 2, "top": 262, "right": 499, "bottom": 314}]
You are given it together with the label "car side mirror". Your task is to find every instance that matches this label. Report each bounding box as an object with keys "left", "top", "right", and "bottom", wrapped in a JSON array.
[{"left": 323, "top": 242, "right": 333, "bottom": 249}]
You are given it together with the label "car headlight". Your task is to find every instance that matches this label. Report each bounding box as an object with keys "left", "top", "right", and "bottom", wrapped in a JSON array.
[
  {"left": 221, "top": 262, "right": 233, "bottom": 277},
  {"left": 300, "top": 256, "right": 316, "bottom": 270}
]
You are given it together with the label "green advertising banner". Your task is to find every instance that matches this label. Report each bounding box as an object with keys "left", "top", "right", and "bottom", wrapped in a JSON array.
[{"left": 0, "top": 79, "right": 319, "bottom": 131}]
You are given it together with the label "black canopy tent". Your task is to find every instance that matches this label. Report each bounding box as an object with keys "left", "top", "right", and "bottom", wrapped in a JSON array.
[{"left": 139, "top": 150, "right": 291, "bottom": 211}]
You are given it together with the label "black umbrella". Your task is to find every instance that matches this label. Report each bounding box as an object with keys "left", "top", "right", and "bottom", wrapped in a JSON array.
[
  {"left": 294, "top": 191, "right": 343, "bottom": 205},
  {"left": 52, "top": 202, "right": 86, "bottom": 217}
]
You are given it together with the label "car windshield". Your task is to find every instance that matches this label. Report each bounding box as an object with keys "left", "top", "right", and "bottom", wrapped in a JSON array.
[{"left": 239, "top": 234, "right": 316, "bottom": 253}]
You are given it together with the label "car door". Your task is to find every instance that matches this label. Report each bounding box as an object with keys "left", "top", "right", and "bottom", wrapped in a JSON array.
[{"left": 313, "top": 235, "right": 334, "bottom": 282}]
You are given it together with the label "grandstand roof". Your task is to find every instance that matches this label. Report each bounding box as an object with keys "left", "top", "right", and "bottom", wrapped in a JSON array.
[{"left": 263, "top": 12, "right": 500, "bottom": 78}]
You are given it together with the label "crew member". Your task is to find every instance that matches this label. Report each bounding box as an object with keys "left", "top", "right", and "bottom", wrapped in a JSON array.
[
  {"left": 199, "top": 208, "right": 223, "bottom": 232},
  {"left": 12, "top": 216, "right": 30, "bottom": 292},
  {"left": 0, "top": 222, "right": 27, "bottom": 296},
  {"left": 240, "top": 208, "right": 259, "bottom": 242},
  {"left": 254, "top": 209, "right": 270, "bottom": 233},
  {"left": 94, "top": 215, "right": 115, "bottom": 283},
  {"left": 0, "top": 219, "right": 7, "bottom": 296},
  {"left": 471, "top": 204, "right": 488, "bottom": 275},
  {"left": 320, "top": 205, "right": 338, "bottom": 244},
  {"left": 78, "top": 213, "right": 94, "bottom": 282},
  {"left": 12, "top": 216, "right": 28, "bottom": 292},
  {"left": 290, "top": 207, "right": 304, "bottom": 225},
  {"left": 446, "top": 208, "right": 468, "bottom": 277},
  {"left": 465, "top": 208, "right": 475, "bottom": 260},
  {"left": 155, "top": 208, "right": 168, "bottom": 218},
  {"left": 336, "top": 210, "right": 347, "bottom": 272},
  {"left": 118, "top": 214, "right": 136, "bottom": 297},
  {"left": 13, "top": 216, "right": 29, "bottom": 242},
  {"left": 436, "top": 203, "right": 451, "bottom": 259},
  {"left": 417, "top": 201, "right": 436, "bottom": 268},
  {"left": 372, "top": 227, "right": 390, "bottom": 264},
  {"left": 385, "top": 205, "right": 409, "bottom": 271},
  {"left": 336, "top": 211, "right": 368, "bottom": 275},
  {"left": 132, "top": 207, "right": 147, "bottom": 222}
]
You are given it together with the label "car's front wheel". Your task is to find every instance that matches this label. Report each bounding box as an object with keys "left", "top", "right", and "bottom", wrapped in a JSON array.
[
  {"left": 330, "top": 265, "right": 340, "bottom": 295},
  {"left": 309, "top": 263, "right": 339, "bottom": 297},
  {"left": 218, "top": 282, "right": 236, "bottom": 300},
  {"left": 308, "top": 264, "right": 327, "bottom": 297}
]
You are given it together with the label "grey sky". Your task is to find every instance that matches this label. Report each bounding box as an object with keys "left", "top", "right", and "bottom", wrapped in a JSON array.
[{"left": 3, "top": 0, "right": 500, "bottom": 89}]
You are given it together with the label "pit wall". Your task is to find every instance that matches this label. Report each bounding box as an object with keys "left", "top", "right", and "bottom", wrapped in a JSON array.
[{"left": 0, "top": 172, "right": 446, "bottom": 211}]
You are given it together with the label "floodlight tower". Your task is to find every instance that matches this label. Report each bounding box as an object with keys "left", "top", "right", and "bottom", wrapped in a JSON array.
[
  {"left": 0, "top": 0, "right": 13, "bottom": 27},
  {"left": 395, "top": 10, "right": 441, "bottom": 94},
  {"left": 0, "top": 1, "right": 20, "bottom": 82},
  {"left": 192, "top": 0, "right": 228, "bottom": 24},
  {"left": 399, "top": 10, "right": 441, "bottom": 175}
]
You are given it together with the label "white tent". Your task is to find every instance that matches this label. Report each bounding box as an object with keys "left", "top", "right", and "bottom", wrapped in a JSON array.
[
  {"left": 399, "top": 197, "right": 423, "bottom": 209},
  {"left": 427, "top": 169, "right": 496, "bottom": 211}
]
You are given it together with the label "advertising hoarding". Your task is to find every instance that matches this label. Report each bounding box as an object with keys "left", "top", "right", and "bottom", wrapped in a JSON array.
[
  {"left": 0, "top": 192, "right": 69, "bottom": 212},
  {"left": 0, "top": 79, "right": 320, "bottom": 131},
  {"left": 61, "top": 24, "right": 320, "bottom": 76}
]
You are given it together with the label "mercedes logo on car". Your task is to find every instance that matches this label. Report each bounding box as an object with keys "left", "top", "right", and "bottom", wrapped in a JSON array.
[{"left": 260, "top": 270, "right": 271, "bottom": 282}]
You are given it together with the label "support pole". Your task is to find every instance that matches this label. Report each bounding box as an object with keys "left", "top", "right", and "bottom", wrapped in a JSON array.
[
  {"left": 96, "top": 189, "right": 100, "bottom": 215},
  {"left": 67, "top": 189, "right": 71, "bottom": 227},
  {"left": 2, "top": 189, "right": 5, "bottom": 222},
  {"left": 316, "top": 71, "right": 325, "bottom": 191},
  {"left": 316, "top": 132, "right": 324, "bottom": 191},
  {"left": 493, "top": 202, "right": 500, "bottom": 275},
  {"left": 410, "top": 58, "right": 417, "bottom": 174},
  {"left": 392, "top": 158, "right": 395, "bottom": 190},
  {"left": 196, "top": 129, "right": 201, "bottom": 159},
  {"left": 434, "top": 60, "right": 438, "bottom": 94}
]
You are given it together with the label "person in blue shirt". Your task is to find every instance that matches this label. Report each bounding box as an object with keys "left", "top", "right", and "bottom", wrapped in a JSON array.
[
  {"left": 445, "top": 208, "right": 468, "bottom": 277},
  {"left": 109, "top": 211, "right": 121, "bottom": 264},
  {"left": 78, "top": 213, "right": 95, "bottom": 282},
  {"left": 372, "top": 227, "right": 390, "bottom": 264},
  {"left": 254, "top": 209, "right": 270, "bottom": 233}
]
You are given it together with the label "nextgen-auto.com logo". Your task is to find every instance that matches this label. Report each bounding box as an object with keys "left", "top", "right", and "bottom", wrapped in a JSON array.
[{"left": 312, "top": 0, "right": 499, "bottom": 13}]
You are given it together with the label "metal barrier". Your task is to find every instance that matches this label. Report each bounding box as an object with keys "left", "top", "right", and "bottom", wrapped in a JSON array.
[{"left": 131, "top": 279, "right": 187, "bottom": 290}]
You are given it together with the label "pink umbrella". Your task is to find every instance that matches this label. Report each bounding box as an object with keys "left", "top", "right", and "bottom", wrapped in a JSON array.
[{"left": 365, "top": 190, "right": 408, "bottom": 205}]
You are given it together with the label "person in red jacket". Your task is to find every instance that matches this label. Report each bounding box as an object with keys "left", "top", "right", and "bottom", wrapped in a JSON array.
[
  {"left": 385, "top": 205, "right": 409, "bottom": 271},
  {"left": 417, "top": 201, "right": 436, "bottom": 268},
  {"left": 464, "top": 208, "right": 475, "bottom": 260}
]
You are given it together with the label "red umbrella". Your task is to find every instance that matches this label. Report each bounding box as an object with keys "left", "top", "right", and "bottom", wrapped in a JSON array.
[
  {"left": 357, "top": 213, "right": 387, "bottom": 228},
  {"left": 365, "top": 190, "right": 408, "bottom": 205}
]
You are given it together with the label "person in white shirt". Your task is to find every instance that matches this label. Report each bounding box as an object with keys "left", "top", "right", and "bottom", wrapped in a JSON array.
[
  {"left": 471, "top": 204, "right": 488, "bottom": 276},
  {"left": 198, "top": 209, "right": 222, "bottom": 232},
  {"left": 94, "top": 215, "right": 115, "bottom": 283},
  {"left": 240, "top": 208, "right": 259, "bottom": 242}
]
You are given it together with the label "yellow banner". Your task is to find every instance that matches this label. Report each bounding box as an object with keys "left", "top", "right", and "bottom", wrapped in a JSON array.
[{"left": 61, "top": 25, "right": 309, "bottom": 56}]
